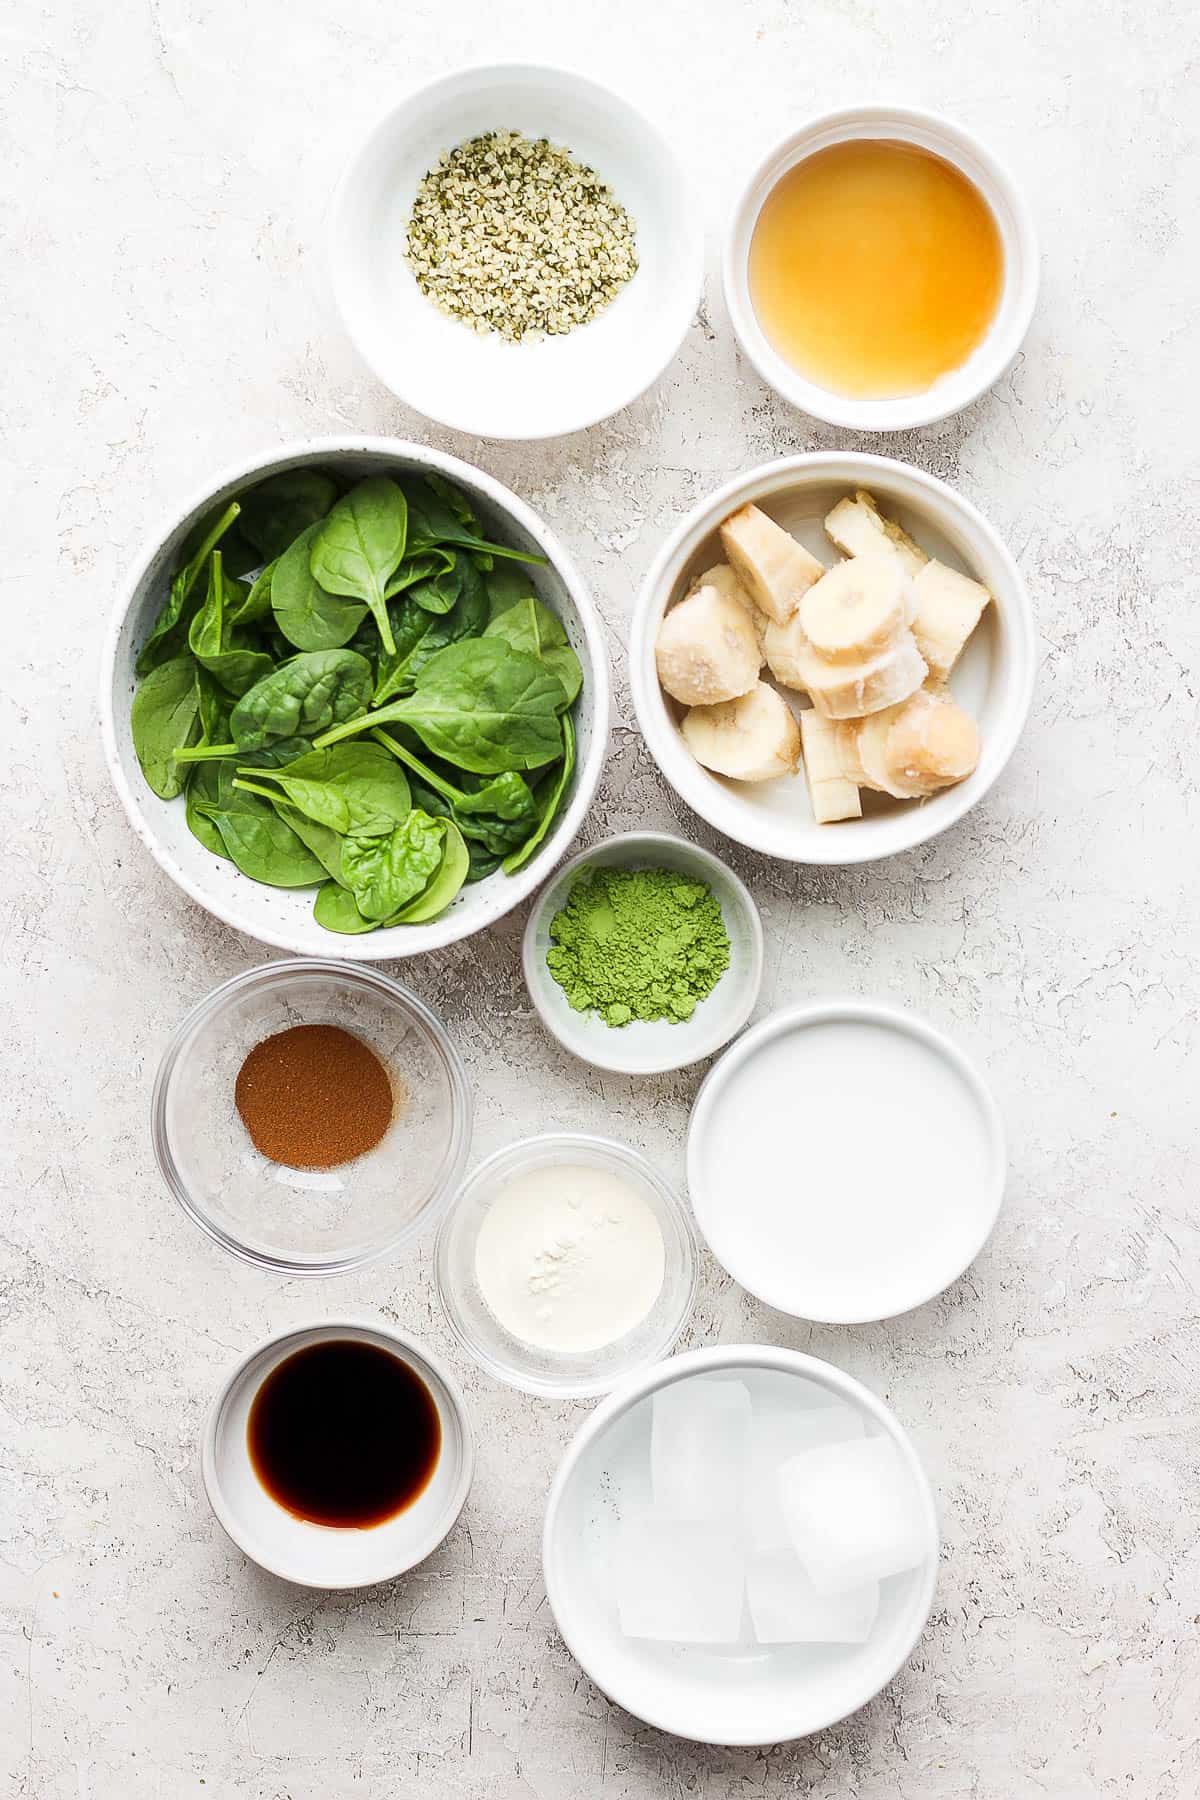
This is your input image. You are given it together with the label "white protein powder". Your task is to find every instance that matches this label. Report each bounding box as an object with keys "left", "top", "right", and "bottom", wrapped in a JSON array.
[{"left": 473, "top": 1163, "right": 666, "bottom": 1354}]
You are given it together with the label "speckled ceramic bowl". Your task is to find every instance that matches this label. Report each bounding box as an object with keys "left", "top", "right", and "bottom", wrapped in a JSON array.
[{"left": 100, "top": 437, "right": 610, "bottom": 958}]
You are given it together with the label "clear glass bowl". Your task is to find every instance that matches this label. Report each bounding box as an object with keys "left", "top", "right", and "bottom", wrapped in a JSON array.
[
  {"left": 435, "top": 1133, "right": 697, "bottom": 1398},
  {"left": 152, "top": 960, "right": 472, "bottom": 1274}
]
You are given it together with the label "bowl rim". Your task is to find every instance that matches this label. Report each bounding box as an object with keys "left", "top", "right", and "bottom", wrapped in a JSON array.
[
  {"left": 722, "top": 101, "right": 1040, "bottom": 431},
  {"left": 629, "top": 449, "right": 1037, "bottom": 866},
  {"left": 99, "top": 434, "right": 611, "bottom": 958},
  {"left": 686, "top": 997, "right": 1007, "bottom": 1322},
  {"left": 200, "top": 1317, "right": 476, "bottom": 1589},
  {"left": 541, "top": 1341, "right": 940, "bottom": 1744},
  {"left": 151, "top": 957, "right": 473, "bottom": 1274},
  {"left": 521, "top": 829, "right": 765, "bottom": 1074},
  {"left": 434, "top": 1130, "right": 699, "bottom": 1398},
  {"left": 327, "top": 60, "right": 705, "bottom": 441}
]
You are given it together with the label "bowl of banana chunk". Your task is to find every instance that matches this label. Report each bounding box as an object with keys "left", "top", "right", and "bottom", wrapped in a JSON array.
[{"left": 630, "top": 453, "right": 1035, "bottom": 866}]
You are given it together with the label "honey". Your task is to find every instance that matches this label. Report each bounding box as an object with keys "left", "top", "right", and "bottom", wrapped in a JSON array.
[{"left": 748, "top": 139, "right": 1004, "bottom": 399}]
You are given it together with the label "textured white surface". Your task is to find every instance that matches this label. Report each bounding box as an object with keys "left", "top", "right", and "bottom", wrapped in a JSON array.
[{"left": 3, "top": 0, "right": 1198, "bottom": 1795}]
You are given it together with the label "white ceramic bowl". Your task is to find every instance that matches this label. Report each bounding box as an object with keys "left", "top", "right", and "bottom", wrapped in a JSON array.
[
  {"left": 101, "top": 437, "right": 610, "bottom": 958},
  {"left": 201, "top": 1319, "right": 474, "bottom": 1589},
  {"left": 435, "top": 1133, "right": 697, "bottom": 1398},
  {"left": 724, "top": 104, "right": 1039, "bottom": 430},
  {"left": 630, "top": 452, "right": 1035, "bottom": 866},
  {"left": 542, "top": 1344, "right": 939, "bottom": 1745},
  {"left": 329, "top": 64, "right": 703, "bottom": 439},
  {"left": 522, "top": 832, "right": 763, "bottom": 1074},
  {"left": 687, "top": 1000, "right": 1006, "bottom": 1323}
]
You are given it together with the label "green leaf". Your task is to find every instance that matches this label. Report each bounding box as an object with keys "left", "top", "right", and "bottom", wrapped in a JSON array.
[
  {"left": 226, "top": 649, "right": 373, "bottom": 751},
  {"left": 136, "top": 500, "right": 241, "bottom": 675},
  {"left": 192, "top": 772, "right": 325, "bottom": 887},
  {"left": 131, "top": 655, "right": 201, "bottom": 799},
  {"left": 185, "top": 759, "right": 230, "bottom": 858},
  {"left": 234, "top": 741, "right": 412, "bottom": 838},
  {"left": 313, "top": 881, "right": 378, "bottom": 934},
  {"left": 404, "top": 476, "right": 547, "bottom": 568},
  {"left": 502, "top": 712, "right": 575, "bottom": 873},
  {"left": 391, "top": 822, "right": 469, "bottom": 921},
  {"left": 315, "top": 639, "right": 565, "bottom": 774},
  {"left": 339, "top": 811, "right": 446, "bottom": 920},
  {"left": 272, "top": 519, "right": 367, "bottom": 651},
  {"left": 187, "top": 553, "right": 276, "bottom": 697},
  {"left": 484, "top": 595, "right": 582, "bottom": 709},
  {"left": 271, "top": 803, "right": 347, "bottom": 885},
  {"left": 372, "top": 566, "right": 489, "bottom": 706},
  {"left": 309, "top": 477, "right": 409, "bottom": 655},
  {"left": 238, "top": 469, "right": 339, "bottom": 561},
  {"left": 372, "top": 729, "right": 538, "bottom": 855}
]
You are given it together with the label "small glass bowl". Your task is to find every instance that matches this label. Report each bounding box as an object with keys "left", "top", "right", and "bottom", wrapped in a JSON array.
[
  {"left": 152, "top": 960, "right": 472, "bottom": 1275},
  {"left": 435, "top": 1133, "right": 697, "bottom": 1398}
]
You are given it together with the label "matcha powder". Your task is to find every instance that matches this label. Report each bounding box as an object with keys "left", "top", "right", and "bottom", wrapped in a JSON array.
[{"left": 546, "top": 866, "right": 731, "bottom": 1027}]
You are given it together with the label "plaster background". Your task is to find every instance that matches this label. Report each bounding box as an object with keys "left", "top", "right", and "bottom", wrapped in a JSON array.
[{"left": 2, "top": 1, "right": 1198, "bottom": 1795}]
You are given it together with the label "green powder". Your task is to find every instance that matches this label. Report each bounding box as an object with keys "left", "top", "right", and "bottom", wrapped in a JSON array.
[{"left": 546, "top": 865, "right": 731, "bottom": 1027}]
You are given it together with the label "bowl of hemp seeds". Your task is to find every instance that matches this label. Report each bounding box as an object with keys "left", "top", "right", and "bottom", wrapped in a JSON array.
[{"left": 328, "top": 63, "right": 703, "bottom": 439}]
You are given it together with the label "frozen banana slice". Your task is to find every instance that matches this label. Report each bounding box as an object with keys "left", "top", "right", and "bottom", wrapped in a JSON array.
[
  {"left": 691, "top": 562, "right": 768, "bottom": 661},
  {"left": 681, "top": 681, "right": 801, "bottom": 782},
  {"left": 772, "top": 632, "right": 927, "bottom": 719},
  {"left": 798, "top": 554, "right": 913, "bottom": 663},
  {"left": 655, "top": 581, "right": 761, "bottom": 707},
  {"left": 799, "top": 709, "right": 861, "bottom": 824},
  {"left": 884, "top": 687, "right": 980, "bottom": 794},
  {"left": 719, "top": 504, "right": 826, "bottom": 626},
  {"left": 909, "top": 561, "right": 991, "bottom": 679},
  {"left": 825, "top": 490, "right": 929, "bottom": 580},
  {"left": 854, "top": 689, "right": 980, "bottom": 798}
]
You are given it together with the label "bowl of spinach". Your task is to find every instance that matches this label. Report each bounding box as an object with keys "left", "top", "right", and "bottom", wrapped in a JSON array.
[{"left": 102, "top": 440, "right": 609, "bottom": 956}]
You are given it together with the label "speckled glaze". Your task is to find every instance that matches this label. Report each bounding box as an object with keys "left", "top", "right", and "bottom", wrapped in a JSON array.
[{"left": 5, "top": 0, "right": 1199, "bottom": 1796}]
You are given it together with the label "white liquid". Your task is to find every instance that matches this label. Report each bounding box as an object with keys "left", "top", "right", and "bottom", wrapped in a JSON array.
[
  {"left": 474, "top": 1163, "right": 666, "bottom": 1354},
  {"left": 696, "top": 1019, "right": 995, "bottom": 1318}
]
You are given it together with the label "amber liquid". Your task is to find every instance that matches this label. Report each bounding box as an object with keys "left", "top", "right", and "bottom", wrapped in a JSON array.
[
  {"left": 748, "top": 139, "right": 1004, "bottom": 399},
  {"left": 247, "top": 1341, "right": 441, "bottom": 1529}
]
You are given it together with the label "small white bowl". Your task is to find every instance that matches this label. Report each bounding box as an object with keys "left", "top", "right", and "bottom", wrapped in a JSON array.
[
  {"left": 201, "top": 1320, "right": 474, "bottom": 1589},
  {"left": 542, "top": 1344, "right": 939, "bottom": 1745},
  {"left": 435, "top": 1133, "right": 697, "bottom": 1398},
  {"left": 630, "top": 452, "right": 1036, "bottom": 867},
  {"left": 100, "top": 436, "right": 610, "bottom": 958},
  {"left": 724, "top": 104, "right": 1039, "bottom": 431},
  {"left": 687, "top": 1000, "right": 1006, "bottom": 1322},
  {"left": 522, "top": 832, "right": 763, "bottom": 1074},
  {"left": 329, "top": 64, "right": 703, "bottom": 440}
]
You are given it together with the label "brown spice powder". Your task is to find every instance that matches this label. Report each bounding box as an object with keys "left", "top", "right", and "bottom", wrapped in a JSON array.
[{"left": 234, "top": 1024, "right": 395, "bottom": 1170}]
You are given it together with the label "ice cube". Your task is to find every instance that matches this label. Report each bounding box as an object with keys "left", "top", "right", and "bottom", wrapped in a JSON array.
[
  {"left": 745, "top": 1402, "right": 865, "bottom": 1549},
  {"left": 778, "top": 1435, "right": 929, "bottom": 1595},
  {"left": 746, "top": 1549, "right": 878, "bottom": 1644},
  {"left": 614, "top": 1512, "right": 745, "bottom": 1643},
  {"left": 650, "top": 1377, "right": 751, "bottom": 1520}
]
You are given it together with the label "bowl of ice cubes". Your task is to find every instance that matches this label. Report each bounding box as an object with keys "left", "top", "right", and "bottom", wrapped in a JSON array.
[{"left": 542, "top": 1344, "right": 939, "bottom": 1744}]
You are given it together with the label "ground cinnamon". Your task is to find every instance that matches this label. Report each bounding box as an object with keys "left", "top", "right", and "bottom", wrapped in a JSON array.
[{"left": 234, "top": 1024, "right": 394, "bottom": 1170}]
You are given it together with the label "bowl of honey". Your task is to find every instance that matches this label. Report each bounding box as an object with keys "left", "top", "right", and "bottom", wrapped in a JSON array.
[{"left": 723, "top": 105, "right": 1038, "bottom": 431}]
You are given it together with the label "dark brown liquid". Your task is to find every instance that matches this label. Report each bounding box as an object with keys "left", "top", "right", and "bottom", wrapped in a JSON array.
[{"left": 247, "top": 1340, "right": 441, "bottom": 1529}]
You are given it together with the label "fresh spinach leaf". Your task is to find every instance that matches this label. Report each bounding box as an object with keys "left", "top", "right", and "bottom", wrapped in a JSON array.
[
  {"left": 231, "top": 558, "right": 277, "bottom": 629},
  {"left": 502, "top": 712, "right": 575, "bottom": 873},
  {"left": 339, "top": 810, "right": 446, "bottom": 920},
  {"left": 188, "top": 553, "right": 275, "bottom": 697},
  {"left": 268, "top": 803, "right": 347, "bottom": 885},
  {"left": 136, "top": 500, "right": 241, "bottom": 675},
  {"left": 372, "top": 728, "right": 538, "bottom": 854},
  {"left": 234, "top": 742, "right": 412, "bottom": 838},
  {"left": 185, "top": 759, "right": 229, "bottom": 859},
  {"left": 238, "top": 469, "right": 339, "bottom": 561},
  {"left": 404, "top": 477, "right": 546, "bottom": 568},
  {"left": 131, "top": 654, "right": 201, "bottom": 799},
  {"left": 391, "top": 821, "right": 469, "bottom": 921},
  {"left": 191, "top": 773, "right": 325, "bottom": 887},
  {"left": 272, "top": 519, "right": 367, "bottom": 651},
  {"left": 371, "top": 566, "right": 489, "bottom": 706},
  {"left": 383, "top": 549, "right": 454, "bottom": 599},
  {"left": 313, "top": 880, "right": 378, "bottom": 934},
  {"left": 226, "top": 649, "right": 373, "bottom": 751},
  {"left": 309, "top": 477, "right": 408, "bottom": 655},
  {"left": 484, "top": 595, "right": 582, "bottom": 709},
  {"left": 316, "top": 639, "right": 565, "bottom": 774}
]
